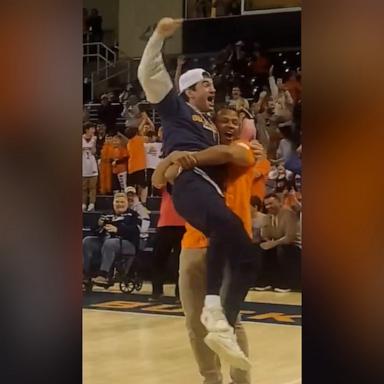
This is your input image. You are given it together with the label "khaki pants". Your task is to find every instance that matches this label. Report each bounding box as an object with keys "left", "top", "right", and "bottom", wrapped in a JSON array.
[
  {"left": 82, "top": 176, "right": 98, "bottom": 205},
  {"left": 179, "top": 248, "right": 251, "bottom": 384}
]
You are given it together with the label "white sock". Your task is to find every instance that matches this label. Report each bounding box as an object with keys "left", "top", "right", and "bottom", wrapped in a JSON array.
[{"left": 204, "top": 295, "right": 221, "bottom": 308}]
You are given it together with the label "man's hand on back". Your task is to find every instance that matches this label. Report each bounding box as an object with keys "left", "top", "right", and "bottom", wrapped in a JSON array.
[
  {"left": 155, "top": 18, "right": 183, "bottom": 39},
  {"left": 249, "top": 140, "right": 266, "bottom": 162}
]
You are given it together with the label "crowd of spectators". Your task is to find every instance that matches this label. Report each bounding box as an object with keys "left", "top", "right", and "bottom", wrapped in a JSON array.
[{"left": 83, "top": 37, "right": 302, "bottom": 294}]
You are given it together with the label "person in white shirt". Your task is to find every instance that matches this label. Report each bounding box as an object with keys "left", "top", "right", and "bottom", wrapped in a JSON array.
[
  {"left": 144, "top": 131, "right": 163, "bottom": 197},
  {"left": 82, "top": 122, "right": 98, "bottom": 211}
]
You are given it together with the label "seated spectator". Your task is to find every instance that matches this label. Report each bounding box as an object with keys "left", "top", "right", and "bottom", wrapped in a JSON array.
[
  {"left": 256, "top": 193, "right": 301, "bottom": 292},
  {"left": 111, "top": 136, "right": 128, "bottom": 192},
  {"left": 228, "top": 86, "right": 250, "bottom": 111},
  {"left": 82, "top": 122, "right": 98, "bottom": 212},
  {"left": 83, "top": 192, "right": 140, "bottom": 285}
]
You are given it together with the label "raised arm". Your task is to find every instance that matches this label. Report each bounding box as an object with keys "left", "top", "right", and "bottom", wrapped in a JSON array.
[
  {"left": 137, "top": 18, "right": 183, "bottom": 104},
  {"left": 268, "top": 66, "right": 279, "bottom": 100},
  {"left": 174, "top": 55, "right": 185, "bottom": 93}
]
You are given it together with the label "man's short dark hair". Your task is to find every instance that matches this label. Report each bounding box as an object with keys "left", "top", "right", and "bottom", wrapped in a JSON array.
[
  {"left": 124, "top": 126, "right": 138, "bottom": 139},
  {"left": 212, "top": 105, "right": 238, "bottom": 122},
  {"left": 83, "top": 121, "right": 95, "bottom": 133},
  {"left": 250, "top": 196, "right": 263, "bottom": 210}
]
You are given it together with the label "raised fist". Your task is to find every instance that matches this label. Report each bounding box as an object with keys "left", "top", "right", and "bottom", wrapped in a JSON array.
[{"left": 155, "top": 18, "right": 183, "bottom": 39}]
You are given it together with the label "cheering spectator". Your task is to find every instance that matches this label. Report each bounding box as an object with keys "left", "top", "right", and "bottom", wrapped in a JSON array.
[
  {"left": 99, "top": 136, "right": 114, "bottom": 195},
  {"left": 119, "top": 83, "right": 134, "bottom": 104},
  {"left": 111, "top": 136, "right": 128, "bottom": 192},
  {"left": 284, "top": 71, "right": 302, "bottom": 105},
  {"left": 228, "top": 86, "right": 250, "bottom": 110},
  {"left": 82, "top": 122, "right": 98, "bottom": 211},
  {"left": 123, "top": 126, "right": 147, "bottom": 204},
  {"left": 138, "top": 111, "right": 156, "bottom": 138}
]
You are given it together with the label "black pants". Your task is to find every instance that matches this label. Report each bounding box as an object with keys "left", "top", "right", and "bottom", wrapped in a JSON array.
[
  {"left": 172, "top": 170, "right": 262, "bottom": 296},
  {"left": 256, "top": 244, "right": 301, "bottom": 290},
  {"left": 151, "top": 226, "right": 185, "bottom": 297}
]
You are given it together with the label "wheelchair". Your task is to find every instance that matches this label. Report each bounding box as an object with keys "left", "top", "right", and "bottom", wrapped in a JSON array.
[{"left": 83, "top": 245, "right": 144, "bottom": 295}]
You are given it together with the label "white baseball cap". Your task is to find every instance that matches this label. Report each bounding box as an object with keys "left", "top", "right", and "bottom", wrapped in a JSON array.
[
  {"left": 125, "top": 186, "right": 137, "bottom": 194},
  {"left": 178, "top": 68, "right": 212, "bottom": 95}
]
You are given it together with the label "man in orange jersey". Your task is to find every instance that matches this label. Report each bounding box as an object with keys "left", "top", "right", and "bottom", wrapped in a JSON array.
[
  {"left": 121, "top": 126, "right": 147, "bottom": 203},
  {"left": 153, "top": 107, "right": 266, "bottom": 383}
]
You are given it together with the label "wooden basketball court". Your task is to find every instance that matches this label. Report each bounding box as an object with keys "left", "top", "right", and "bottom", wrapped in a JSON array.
[{"left": 83, "top": 284, "right": 301, "bottom": 384}]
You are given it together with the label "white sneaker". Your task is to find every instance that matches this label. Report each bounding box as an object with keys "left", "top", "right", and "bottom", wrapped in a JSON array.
[
  {"left": 87, "top": 203, "right": 95, "bottom": 212},
  {"left": 200, "top": 305, "right": 231, "bottom": 332},
  {"left": 204, "top": 330, "right": 251, "bottom": 371},
  {"left": 274, "top": 287, "right": 292, "bottom": 293},
  {"left": 253, "top": 285, "right": 272, "bottom": 291},
  {"left": 82, "top": 204, "right": 87, "bottom": 212}
]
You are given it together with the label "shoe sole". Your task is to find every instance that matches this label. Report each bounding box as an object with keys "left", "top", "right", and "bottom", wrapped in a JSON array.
[{"left": 204, "top": 333, "right": 251, "bottom": 371}]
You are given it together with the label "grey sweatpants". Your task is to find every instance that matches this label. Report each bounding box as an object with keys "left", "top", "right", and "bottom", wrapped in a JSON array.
[{"left": 82, "top": 236, "right": 135, "bottom": 277}]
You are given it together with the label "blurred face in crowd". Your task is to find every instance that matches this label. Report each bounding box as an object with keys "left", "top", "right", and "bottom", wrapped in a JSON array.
[
  {"left": 186, "top": 77, "right": 216, "bottom": 112},
  {"left": 267, "top": 99, "right": 276, "bottom": 114},
  {"left": 101, "top": 97, "right": 109, "bottom": 106},
  {"left": 113, "top": 195, "right": 129, "bottom": 214},
  {"left": 264, "top": 195, "right": 282, "bottom": 215},
  {"left": 112, "top": 136, "right": 122, "bottom": 147},
  {"left": 83, "top": 126, "right": 95, "bottom": 139},
  {"left": 215, "top": 108, "right": 240, "bottom": 145},
  {"left": 96, "top": 123, "right": 106, "bottom": 136},
  {"left": 232, "top": 87, "right": 241, "bottom": 99},
  {"left": 126, "top": 192, "right": 136, "bottom": 206}
]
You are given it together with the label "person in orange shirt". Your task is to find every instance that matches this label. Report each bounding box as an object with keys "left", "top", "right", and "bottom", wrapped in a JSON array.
[
  {"left": 153, "top": 107, "right": 267, "bottom": 379},
  {"left": 121, "top": 126, "right": 147, "bottom": 203},
  {"left": 110, "top": 135, "right": 128, "bottom": 192},
  {"left": 98, "top": 136, "right": 114, "bottom": 195}
]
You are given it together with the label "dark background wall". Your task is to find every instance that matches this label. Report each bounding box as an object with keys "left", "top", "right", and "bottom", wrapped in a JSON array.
[{"left": 182, "top": 11, "right": 301, "bottom": 53}]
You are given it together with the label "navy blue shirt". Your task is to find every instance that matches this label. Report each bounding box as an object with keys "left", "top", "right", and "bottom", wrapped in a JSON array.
[
  {"left": 155, "top": 89, "right": 227, "bottom": 190},
  {"left": 155, "top": 90, "right": 219, "bottom": 155}
]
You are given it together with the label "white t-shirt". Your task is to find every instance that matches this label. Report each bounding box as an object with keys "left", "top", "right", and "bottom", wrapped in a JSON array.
[
  {"left": 144, "top": 142, "right": 162, "bottom": 170},
  {"left": 82, "top": 136, "right": 98, "bottom": 177}
]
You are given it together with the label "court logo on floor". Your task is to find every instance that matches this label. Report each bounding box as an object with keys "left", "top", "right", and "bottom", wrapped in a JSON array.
[{"left": 83, "top": 292, "right": 301, "bottom": 326}]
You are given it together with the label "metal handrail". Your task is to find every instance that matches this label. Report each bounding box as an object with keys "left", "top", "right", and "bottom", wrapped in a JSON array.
[{"left": 83, "top": 42, "right": 117, "bottom": 65}]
